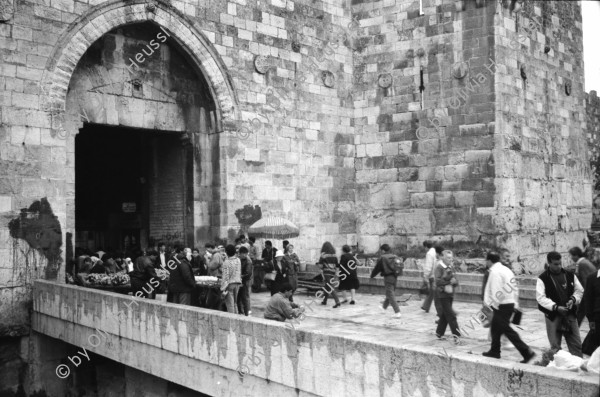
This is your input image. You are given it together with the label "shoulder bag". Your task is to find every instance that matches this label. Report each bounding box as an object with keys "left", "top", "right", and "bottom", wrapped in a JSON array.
[{"left": 264, "top": 271, "right": 276, "bottom": 281}]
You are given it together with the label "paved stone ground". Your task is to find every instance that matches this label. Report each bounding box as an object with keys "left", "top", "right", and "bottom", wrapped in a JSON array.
[{"left": 249, "top": 290, "right": 593, "bottom": 365}]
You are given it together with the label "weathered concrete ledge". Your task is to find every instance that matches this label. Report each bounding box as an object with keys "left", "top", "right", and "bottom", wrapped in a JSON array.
[{"left": 32, "top": 280, "right": 598, "bottom": 397}]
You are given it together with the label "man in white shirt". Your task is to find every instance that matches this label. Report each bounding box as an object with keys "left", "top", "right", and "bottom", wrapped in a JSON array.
[
  {"left": 536, "top": 251, "right": 584, "bottom": 357},
  {"left": 421, "top": 241, "right": 438, "bottom": 314},
  {"left": 158, "top": 243, "right": 168, "bottom": 269},
  {"left": 483, "top": 252, "right": 535, "bottom": 363}
]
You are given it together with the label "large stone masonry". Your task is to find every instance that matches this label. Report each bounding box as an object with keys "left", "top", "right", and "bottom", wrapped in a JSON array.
[
  {"left": 586, "top": 91, "right": 600, "bottom": 228},
  {"left": 350, "top": 0, "right": 591, "bottom": 270},
  {"left": 0, "top": 0, "right": 593, "bottom": 353},
  {"left": 0, "top": 0, "right": 358, "bottom": 340}
]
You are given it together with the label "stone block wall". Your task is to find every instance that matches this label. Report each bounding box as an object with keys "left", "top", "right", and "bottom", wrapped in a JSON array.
[
  {"left": 350, "top": 0, "right": 499, "bottom": 253},
  {"left": 586, "top": 91, "right": 600, "bottom": 228},
  {"left": 0, "top": 0, "right": 593, "bottom": 341},
  {"left": 29, "top": 280, "right": 600, "bottom": 397},
  {"left": 0, "top": 0, "right": 358, "bottom": 336},
  {"left": 493, "top": 1, "right": 591, "bottom": 267},
  {"left": 350, "top": 0, "right": 592, "bottom": 261}
]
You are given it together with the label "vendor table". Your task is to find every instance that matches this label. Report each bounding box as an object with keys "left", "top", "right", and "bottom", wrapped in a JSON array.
[{"left": 194, "top": 280, "right": 224, "bottom": 310}]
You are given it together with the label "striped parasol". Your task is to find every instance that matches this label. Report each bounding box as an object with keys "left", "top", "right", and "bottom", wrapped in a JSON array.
[{"left": 248, "top": 217, "right": 300, "bottom": 239}]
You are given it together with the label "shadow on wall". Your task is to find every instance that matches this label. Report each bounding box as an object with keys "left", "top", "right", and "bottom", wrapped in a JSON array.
[{"left": 8, "top": 197, "right": 63, "bottom": 279}]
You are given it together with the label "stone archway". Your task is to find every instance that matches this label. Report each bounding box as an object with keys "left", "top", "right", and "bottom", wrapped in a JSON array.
[
  {"left": 37, "top": 2, "right": 239, "bottom": 283},
  {"left": 39, "top": 0, "right": 238, "bottom": 126}
]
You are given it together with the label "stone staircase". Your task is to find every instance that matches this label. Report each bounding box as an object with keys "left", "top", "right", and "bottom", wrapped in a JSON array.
[{"left": 299, "top": 263, "right": 539, "bottom": 308}]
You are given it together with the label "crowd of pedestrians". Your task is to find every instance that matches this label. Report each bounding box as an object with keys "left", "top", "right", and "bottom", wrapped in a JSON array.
[
  {"left": 263, "top": 241, "right": 361, "bottom": 321},
  {"left": 71, "top": 235, "right": 600, "bottom": 363},
  {"left": 417, "top": 241, "right": 600, "bottom": 363}
]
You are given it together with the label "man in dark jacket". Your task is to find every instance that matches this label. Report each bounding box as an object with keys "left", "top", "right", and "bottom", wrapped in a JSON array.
[
  {"left": 191, "top": 248, "right": 207, "bottom": 276},
  {"left": 168, "top": 248, "right": 196, "bottom": 305},
  {"left": 131, "top": 252, "right": 158, "bottom": 298},
  {"left": 536, "top": 251, "right": 584, "bottom": 357},
  {"left": 567, "top": 247, "right": 597, "bottom": 326},
  {"left": 370, "top": 244, "right": 403, "bottom": 318},
  {"left": 237, "top": 246, "right": 254, "bottom": 316},
  {"left": 584, "top": 268, "right": 600, "bottom": 350}
]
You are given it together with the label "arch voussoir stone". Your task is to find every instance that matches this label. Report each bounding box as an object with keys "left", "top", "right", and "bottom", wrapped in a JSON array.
[{"left": 40, "top": 0, "right": 238, "bottom": 126}]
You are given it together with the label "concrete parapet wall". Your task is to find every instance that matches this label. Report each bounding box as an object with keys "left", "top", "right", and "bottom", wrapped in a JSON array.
[{"left": 32, "top": 280, "right": 599, "bottom": 397}]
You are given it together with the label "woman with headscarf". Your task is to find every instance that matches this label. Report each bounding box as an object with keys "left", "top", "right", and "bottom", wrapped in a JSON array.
[
  {"left": 270, "top": 251, "right": 289, "bottom": 296},
  {"left": 338, "top": 245, "right": 360, "bottom": 304},
  {"left": 284, "top": 244, "right": 301, "bottom": 299},
  {"left": 317, "top": 241, "right": 341, "bottom": 308}
]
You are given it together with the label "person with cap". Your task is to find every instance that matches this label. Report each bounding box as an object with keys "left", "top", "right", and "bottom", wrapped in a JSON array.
[{"left": 270, "top": 250, "right": 290, "bottom": 296}]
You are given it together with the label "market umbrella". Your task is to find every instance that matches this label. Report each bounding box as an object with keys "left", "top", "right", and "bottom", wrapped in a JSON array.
[{"left": 248, "top": 217, "right": 300, "bottom": 239}]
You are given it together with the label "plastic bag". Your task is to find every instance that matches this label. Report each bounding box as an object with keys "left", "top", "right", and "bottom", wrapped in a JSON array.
[
  {"left": 547, "top": 350, "right": 584, "bottom": 371},
  {"left": 584, "top": 346, "right": 600, "bottom": 375},
  {"left": 481, "top": 305, "right": 493, "bottom": 328},
  {"left": 419, "top": 281, "right": 429, "bottom": 295}
]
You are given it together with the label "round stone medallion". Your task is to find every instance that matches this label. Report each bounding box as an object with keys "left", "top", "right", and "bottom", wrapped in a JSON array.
[
  {"left": 254, "top": 55, "right": 271, "bottom": 74},
  {"left": 378, "top": 73, "right": 393, "bottom": 88},
  {"left": 321, "top": 71, "right": 335, "bottom": 88},
  {"left": 452, "top": 62, "right": 469, "bottom": 79}
]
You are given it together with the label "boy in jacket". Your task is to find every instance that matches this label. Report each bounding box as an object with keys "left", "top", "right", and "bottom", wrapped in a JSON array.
[
  {"left": 370, "top": 244, "right": 403, "bottom": 318},
  {"left": 536, "top": 251, "right": 584, "bottom": 357},
  {"left": 434, "top": 250, "right": 461, "bottom": 339}
]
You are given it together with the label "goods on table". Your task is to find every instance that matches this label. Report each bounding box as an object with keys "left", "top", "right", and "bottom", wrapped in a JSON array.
[
  {"left": 85, "top": 272, "right": 130, "bottom": 287},
  {"left": 195, "top": 276, "right": 220, "bottom": 287}
]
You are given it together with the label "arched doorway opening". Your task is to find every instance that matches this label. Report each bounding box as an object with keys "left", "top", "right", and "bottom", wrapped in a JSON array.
[{"left": 65, "top": 21, "right": 222, "bottom": 255}]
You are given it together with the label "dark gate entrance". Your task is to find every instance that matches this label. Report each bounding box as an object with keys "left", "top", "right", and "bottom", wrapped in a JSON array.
[{"left": 75, "top": 124, "right": 193, "bottom": 255}]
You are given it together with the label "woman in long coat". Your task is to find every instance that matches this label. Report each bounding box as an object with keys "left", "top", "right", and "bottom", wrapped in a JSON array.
[
  {"left": 317, "top": 241, "right": 341, "bottom": 308},
  {"left": 338, "top": 245, "right": 360, "bottom": 304},
  {"left": 284, "top": 244, "right": 301, "bottom": 295}
]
